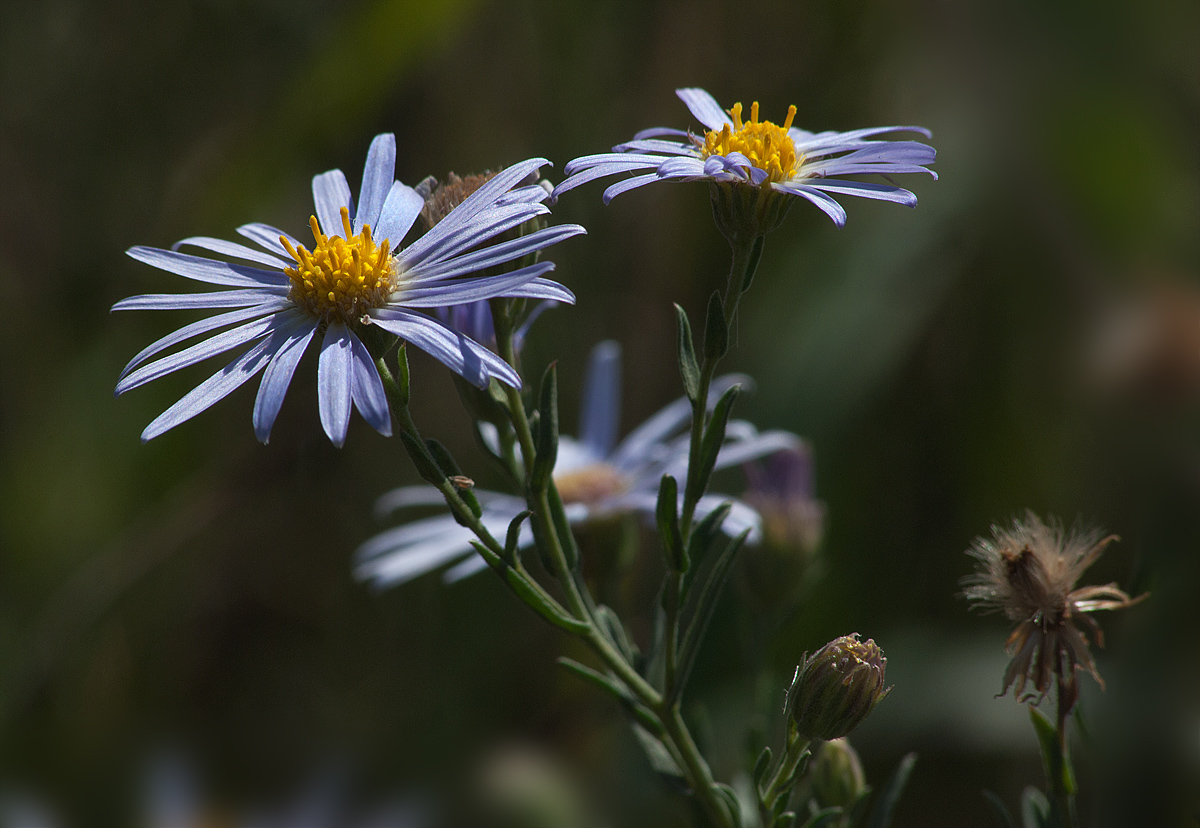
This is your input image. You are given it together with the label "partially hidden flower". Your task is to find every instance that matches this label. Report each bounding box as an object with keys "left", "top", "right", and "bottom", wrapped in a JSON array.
[
  {"left": 553, "top": 87, "right": 936, "bottom": 229},
  {"left": 355, "top": 340, "right": 801, "bottom": 587},
  {"left": 787, "top": 634, "right": 890, "bottom": 742},
  {"left": 416, "top": 171, "right": 560, "bottom": 354},
  {"left": 115, "top": 133, "right": 583, "bottom": 445},
  {"left": 961, "top": 512, "right": 1147, "bottom": 707}
]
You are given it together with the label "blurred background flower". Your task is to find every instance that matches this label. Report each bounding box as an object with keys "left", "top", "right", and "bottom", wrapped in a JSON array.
[{"left": 0, "top": 0, "right": 1195, "bottom": 825}]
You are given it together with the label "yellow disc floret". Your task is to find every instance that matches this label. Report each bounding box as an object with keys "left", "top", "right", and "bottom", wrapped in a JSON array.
[
  {"left": 280, "top": 206, "right": 398, "bottom": 321},
  {"left": 701, "top": 101, "right": 801, "bottom": 185}
]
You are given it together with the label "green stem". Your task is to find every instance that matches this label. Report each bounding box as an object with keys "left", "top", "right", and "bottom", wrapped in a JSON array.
[
  {"left": 759, "top": 727, "right": 811, "bottom": 827},
  {"left": 662, "top": 704, "right": 736, "bottom": 828},
  {"left": 491, "top": 312, "right": 663, "bottom": 708}
]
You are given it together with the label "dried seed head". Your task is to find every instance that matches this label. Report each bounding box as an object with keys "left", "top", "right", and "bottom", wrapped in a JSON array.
[{"left": 962, "top": 512, "right": 1147, "bottom": 707}]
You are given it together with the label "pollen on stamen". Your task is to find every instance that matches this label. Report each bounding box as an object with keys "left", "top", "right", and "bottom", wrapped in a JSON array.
[
  {"left": 282, "top": 206, "right": 398, "bottom": 322},
  {"left": 701, "top": 101, "right": 802, "bottom": 185}
]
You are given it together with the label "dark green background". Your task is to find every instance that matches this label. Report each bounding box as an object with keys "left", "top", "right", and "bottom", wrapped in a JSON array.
[{"left": 0, "top": 0, "right": 1196, "bottom": 825}]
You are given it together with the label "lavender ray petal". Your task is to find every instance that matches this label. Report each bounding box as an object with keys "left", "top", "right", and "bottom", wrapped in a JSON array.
[
  {"left": 312, "top": 169, "right": 354, "bottom": 237},
  {"left": 395, "top": 263, "right": 558, "bottom": 306},
  {"left": 368, "top": 309, "right": 521, "bottom": 389},
  {"left": 401, "top": 203, "right": 550, "bottom": 269},
  {"left": 373, "top": 181, "right": 425, "bottom": 245},
  {"left": 349, "top": 330, "right": 392, "bottom": 436},
  {"left": 172, "top": 237, "right": 290, "bottom": 269},
  {"left": 580, "top": 340, "right": 621, "bottom": 458},
  {"left": 775, "top": 184, "right": 848, "bottom": 227},
  {"left": 140, "top": 334, "right": 279, "bottom": 442},
  {"left": 400, "top": 158, "right": 548, "bottom": 264},
  {"left": 354, "top": 133, "right": 396, "bottom": 234},
  {"left": 120, "top": 299, "right": 292, "bottom": 381},
  {"left": 116, "top": 313, "right": 285, "bottom": 395},
  {"left": 237, "top": 223, "right": 302, "bottom": 257},
  {"left": 602, "top": 174, "right": 662, "bottom": 204},
  {"left": 317, "top": 321, "right": 354, "bottom": 447},
  {"left": 252, "top": 319, "right": 318, "bottom": 444},
  {"left": 127, "top": 247, "right": 290, "bottom": 288},
  {"left": 676, "top": 87, "right": 732, "bottom": 130},
  {"left": 804, "top": 179, "right": 918, "bottom": 206},
  {"left": 406, "top": 224, "right": 585, "bottom": 282},
  {"left": 112, "top": 288, "right": 289, "bottom": 311}
]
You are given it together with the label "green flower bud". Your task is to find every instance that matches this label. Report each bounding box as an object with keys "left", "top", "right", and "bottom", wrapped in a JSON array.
[
  {"left": 809, "top": 738, "right": 868, "bottom": 812},
  {"left": 788, "top": 634, "right": 890, "bottom": 741}
]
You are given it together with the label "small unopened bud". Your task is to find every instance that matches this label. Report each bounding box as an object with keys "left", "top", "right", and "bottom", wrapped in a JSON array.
[
  {"left": 788, "top": 634, "right": 890, "bottom": 741},
  {"left": 808, "top": 738, "right": 867, "bottom": 811}
]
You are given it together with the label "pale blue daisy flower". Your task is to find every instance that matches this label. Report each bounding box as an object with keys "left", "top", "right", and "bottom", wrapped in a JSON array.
[
  {"left": 355, "top": 340, "right": 801, "bottom": 588},
  {"left": 115, "top": 133, "right": 583, "bottom": 445},
  {"left": 553, "top": 87, "right": 936, "bottom": 227}
]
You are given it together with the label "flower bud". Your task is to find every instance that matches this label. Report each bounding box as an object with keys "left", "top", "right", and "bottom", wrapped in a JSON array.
[
  {"left": 788, "top": 634, "right": 890, "bottom": 741},
  {"left": 808, "top": 738, "right": 867, "bottom": 812}
]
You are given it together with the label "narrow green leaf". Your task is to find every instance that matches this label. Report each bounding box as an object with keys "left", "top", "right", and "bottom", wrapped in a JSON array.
[
  {"left": 1029, "top": 705, "right": 1075, "bottom": 795},
  {"left": 686, "top": 384, "right": 740, "bottom": 506},
  {"left": 397, "top": 429, "right": 445, "bottom": 486},
  {"left": 703, "top": 291, "right": 728, "bottom": 360},
  {"left": 546, "top": 481, "right": 581, "bottom": 571},
  {"left": 557, "top": 657, "right": 664, "bottom": 736},
  {"left": 656, "top": 475, "right": 687, "bottom": 571},
  {"left": 1019, "top": 787, "right": 1050, "bottom": 828},
  {"left": 740, "top": 235, "right": 765, "bottom": 294},
  {"left": 711, "top": 782, "right": 742, "bottom": 828},
  {"left": 632, "top": 724, "right": 686, "bottom": 787},
  {"left": 752, "top": 746, "right": 773, "bottom": 791},
  {"left": 595, "top": 604, "right": 639, "bottom": 664},
  {"left": 982, "top": 790, "right": 1017, "bottom": 828},
  {"left": 426, "top": 438, "right": 482, "bottom": 519},
  {"left": 865, "top": 752, "right": 917, "bottom": 828},
  {"left": 503, "top": 511, "right": 532, "bottom": 565},
  {"left": 493, "top": 552, "right": 588, "bottom": 635},
  {"left": 672, "top": 528, "right": 751, "bottom": 702},
  {"left": 393, "top": 342, "right": 411, "bottom": 406},
  {"left": 674, "top": 303, "right": 700, "bottom": 401},
  {"left": 683, "top": 501, "right": 732, "bottom": 591},
  {"left": 531, "top": 362, "right": 558, "bottom": 491}
]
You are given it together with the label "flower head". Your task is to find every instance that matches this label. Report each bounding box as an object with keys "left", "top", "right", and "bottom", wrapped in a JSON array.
[
  {"left": 356, "top": 340, "right": 802, "bottom": 587},
  {"left": 115, "top": 134, "right": 583, "bottom": 445},
  {"left": 553, "top": 87, "right": 936, "bottom": 229},
  {"left": 962, "top": 512, "right": 1147, "bottom": 706},
  {"left": 788, "top": 634, "right": 890, "bottom": 741}
]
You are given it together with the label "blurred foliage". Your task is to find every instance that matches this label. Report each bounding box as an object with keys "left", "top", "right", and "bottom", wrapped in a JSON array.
[{"left": 0, "top": 0, "right": 1197, "bottom": 825}]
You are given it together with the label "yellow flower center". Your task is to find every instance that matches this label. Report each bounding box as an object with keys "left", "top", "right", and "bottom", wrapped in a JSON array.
[
  {"left": 280, "top": 206, "right": 398, "bottom": 321},
  {"left": 554, "top": 463, "right": 629, "bottom": 506},
  {"left": 701, "top": 101, "right": 801, "bottom": 185}
]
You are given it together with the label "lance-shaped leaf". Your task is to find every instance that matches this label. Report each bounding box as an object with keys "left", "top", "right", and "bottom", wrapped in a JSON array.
[
  {"left": 686, "top": 384, "right": 740, "bottom": 506},
  {"left": 656, "top": 474, "right": 687, "bottom": 571},
  {"left": 397, "top": 429, "right": 446, "bottom": 487},
  {"left": 595, "top": 604, "right": 639, "bottom": 664},
  {"left": 425, "top": 437, "right": 482, "bottom": 520},
  {"left": 503, "top": 510, "right": 533, "bottom": 567},
  {"left": 674, "top": 303, "right": 700, "bottom": 402},
  {"left": 683, "top": 500, "right": 732, "bottom": 592},
  {"left": 981, "top": 790, "right": 1016, "bottom": 828},
  {"left": 531, "top": 362, "right": 559, "bottom": 491},
  {"left": 1030, "top": 705, "right": 1076, "bottom": 796},
  {"left": 482, "top": 543, "right": 588, "bottom": 634},
  {"left": 672, "top": 528, "right": 752, "bottom": 702},
  {"left": 558, "top": 657, "right": 663, "bottom": 736},
  {"left": 703, "top": 291, "right": 728, "bottom": 360}
]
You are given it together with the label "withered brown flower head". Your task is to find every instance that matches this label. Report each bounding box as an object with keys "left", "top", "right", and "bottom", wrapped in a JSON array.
[
  {"left": 962, "top": 512, "right": 1146, "bottom": 708},
  {"left": 418, "top": 171, "right": 499, "bottom": 230}
]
